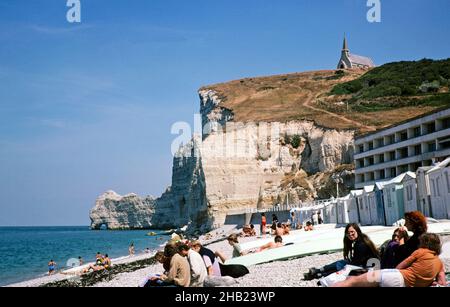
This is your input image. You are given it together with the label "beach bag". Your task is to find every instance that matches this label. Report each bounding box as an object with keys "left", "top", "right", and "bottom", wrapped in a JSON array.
[
  {"left": 318, "top": 265, "right": 364, "bottom": 287},
  {"left": 219, "top": 263, "right": 249, "bottom": 278}
]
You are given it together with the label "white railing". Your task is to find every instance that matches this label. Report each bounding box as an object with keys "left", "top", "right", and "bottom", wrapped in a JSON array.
[{"left": 225, "top": 198, "right": 341, "bottom": 215}]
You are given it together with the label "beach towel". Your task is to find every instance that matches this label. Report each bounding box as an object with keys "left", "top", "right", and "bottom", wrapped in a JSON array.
[{"left": 318, "top": 265, "right": 365, "bottom": 287}]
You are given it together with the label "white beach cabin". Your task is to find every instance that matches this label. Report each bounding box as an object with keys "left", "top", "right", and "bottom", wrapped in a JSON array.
[
  {"left": 403, "top": 172, "right": 418, "bottom": 213},
  {"left": 351, "top": 190, "right": 369, "bottom": 225},
  {"left": 297, "top": 207, "right": 313, "bottom": 226},
  {"left": 374, "top": 181, "right": 388, "bottom": 226},
  {"left": 382, "top": 172, "right": 415, "bottom": 225},
  {"left": 427, "top": 157, "right": 450, "bottom": 219},
  {"left": 416, "top": 166, "right": 433, "bottom": 217},
  {"left": 362, "top": 185, "right": 384, "bottom": 225},
  {"left": 323, "top": 201, "right": 338, "bottom": 224},
  {"left": 336, "top": 195, "right": 359, "bottom": 224}
]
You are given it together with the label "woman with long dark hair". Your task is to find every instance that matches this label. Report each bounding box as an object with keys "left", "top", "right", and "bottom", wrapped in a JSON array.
[
  {"left": 392, "top": 211, "right": 427, "bottom": 267},
  {"left": 305, "top": 223, "right": 379, "bottom": 280}
]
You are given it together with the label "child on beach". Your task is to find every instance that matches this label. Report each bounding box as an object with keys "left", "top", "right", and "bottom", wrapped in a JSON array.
[
  {"left": 333, "top": 233, "right": 448, "bottom": 287},
  {"left": 48, "top": 260, "right": 56, "bottom": 275}
]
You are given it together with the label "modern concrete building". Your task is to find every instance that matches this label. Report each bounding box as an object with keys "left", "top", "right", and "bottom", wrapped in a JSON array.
[{"left": 354, "top": 107, "right": 450, "bottom": 189}]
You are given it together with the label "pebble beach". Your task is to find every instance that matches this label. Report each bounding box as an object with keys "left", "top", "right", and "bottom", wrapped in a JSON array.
[{"left": 6, "top": 225, "right": 450, "bottom": 288}]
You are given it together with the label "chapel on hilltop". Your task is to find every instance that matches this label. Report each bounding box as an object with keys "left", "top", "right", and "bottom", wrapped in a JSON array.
[{"left": 337, "top": 37, "right": 375, "bottom": 69}]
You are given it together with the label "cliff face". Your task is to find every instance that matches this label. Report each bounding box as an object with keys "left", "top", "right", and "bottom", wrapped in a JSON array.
[
  {"left": 90, "top": 191, "right": 155, "bottom": 230},
  {"left": 89, "top": 72, "right": 359, "bottom": 231},
  {"left": 149, "top": 90, "right": 355, "bottom": 230}
]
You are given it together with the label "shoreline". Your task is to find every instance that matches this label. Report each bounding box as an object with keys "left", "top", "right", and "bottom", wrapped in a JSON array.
[{"left": 5, "top": 225, "right": 450, "bottom": 287}]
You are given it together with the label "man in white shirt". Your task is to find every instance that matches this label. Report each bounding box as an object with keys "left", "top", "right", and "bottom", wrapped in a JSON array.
[{"left": 182, "top": 244, "right": 207, "bottom": 287}]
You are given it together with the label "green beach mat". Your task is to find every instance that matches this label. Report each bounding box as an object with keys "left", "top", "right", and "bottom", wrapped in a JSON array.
[{"left": 226, "top": 222, "right": 450, "bottom": 267}]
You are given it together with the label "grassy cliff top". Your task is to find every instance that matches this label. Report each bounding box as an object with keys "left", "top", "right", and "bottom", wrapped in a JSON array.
[{"left": 201, "top": 59, "right": 450, "bottom": 135}]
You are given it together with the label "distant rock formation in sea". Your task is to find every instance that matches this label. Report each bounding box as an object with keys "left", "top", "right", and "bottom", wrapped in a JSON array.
[{"left": 89, "top": 191, "right": 155, "bottom": 230}]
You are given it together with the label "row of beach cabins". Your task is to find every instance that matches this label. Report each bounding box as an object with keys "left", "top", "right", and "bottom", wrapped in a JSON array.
[{"left": 290, "top": 157, "right": 450, "bottom": 227}]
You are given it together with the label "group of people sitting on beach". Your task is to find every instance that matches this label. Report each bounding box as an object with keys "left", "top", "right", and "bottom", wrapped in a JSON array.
[
  {"left": 259, "top": 212, "right": 316, "bottom": 237},
  {"left": 304, "top": 211, "right": 448, "bottom": 287},
  {"left": 142, "top": 235, "right": 250, "bottom": 288},
  {"left": 82, "top": 252, "right": 111, "bottom": 274}
]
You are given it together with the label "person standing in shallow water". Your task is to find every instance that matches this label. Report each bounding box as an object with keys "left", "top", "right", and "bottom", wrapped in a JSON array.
[
  {"left": 48, "top": 260, "right": 56, "bottom": 275},
  {"left": 129, "top": 243, "right": 135, "bottom": 256}
]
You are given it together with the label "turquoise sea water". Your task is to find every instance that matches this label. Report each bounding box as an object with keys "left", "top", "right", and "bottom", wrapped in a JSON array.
[{"left": 0, "top": 226, "right": 170, "bottom": 286}]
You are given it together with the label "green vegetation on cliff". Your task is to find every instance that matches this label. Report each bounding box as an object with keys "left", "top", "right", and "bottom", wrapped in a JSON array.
[{"left": 330, "top": 58, "right": 450, "bottom": 111}]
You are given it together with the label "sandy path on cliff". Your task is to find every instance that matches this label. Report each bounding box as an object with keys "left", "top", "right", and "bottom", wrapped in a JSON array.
[{"left": 301, "top": 91, "right": 377, "bottom": 131}]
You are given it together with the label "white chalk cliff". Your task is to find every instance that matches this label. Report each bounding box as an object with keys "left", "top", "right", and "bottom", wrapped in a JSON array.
[
  {"left": 90, "top": 90, "right": 355, "bottom": 231},
  {"left": 150, "top": 90, "right": 355, "bottom": 231}
]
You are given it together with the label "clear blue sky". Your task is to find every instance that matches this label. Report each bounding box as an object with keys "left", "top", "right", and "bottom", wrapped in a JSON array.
[{"left": 0, "top": 0, "right": 449, "bottom": 226}]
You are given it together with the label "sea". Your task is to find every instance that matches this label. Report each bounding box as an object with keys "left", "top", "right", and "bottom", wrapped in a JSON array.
[{"left": 0, "top": 226, "right": 170, "bottom": 286}]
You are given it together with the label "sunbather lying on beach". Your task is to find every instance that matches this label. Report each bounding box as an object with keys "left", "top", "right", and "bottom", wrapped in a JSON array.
[
  {"left": 274, "top": 223, "right": 290, "bottom": 236},
  {"left": 304, "top": 221, "right": 314, "bottom": 232},
  {"left": 258, "top": 236, "right": 284, "bottom": 252},
  {"left": 241, "top": 224, "right": 256, "bottom": 237}
]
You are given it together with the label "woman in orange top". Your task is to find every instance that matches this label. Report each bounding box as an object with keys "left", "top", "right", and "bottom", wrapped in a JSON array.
[{"left": 333, "top": 233, "right": 448, "bottom": 287}]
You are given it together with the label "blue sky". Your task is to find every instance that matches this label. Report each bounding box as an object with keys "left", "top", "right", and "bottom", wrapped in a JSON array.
[{"left": 0, "top": 0, "right": 449, "bottom": 226}]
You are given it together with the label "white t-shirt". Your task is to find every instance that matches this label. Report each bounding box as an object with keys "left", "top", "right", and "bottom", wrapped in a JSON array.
[{"left": 187, "top": 250, "right": 207, "bottom": 287}]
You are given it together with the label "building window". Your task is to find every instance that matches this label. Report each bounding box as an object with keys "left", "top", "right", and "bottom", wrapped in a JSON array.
[
  {"left": 427, "top": 122, "right": 436, "bottom": 134},
  {"left": 389, "top": 151, "right": 395, "bottom": 161},
  {"left": 399, "top": 165, "right": 408, "bottom": 174},
  {"left": 390, "top": 167, "right": 396, "bottom": 178},
  {"left": 379, "top": 154, "right": 385, "bottom": 163},
  {"left": 428, "top": 142, "right": 436, "bottom": 153},
  {"left": 414, "top": 145, "right": 421, "bottom": 156},
  {"left": 400, "top": 131, "right": 408, "bottom": 142},
  {"left": 359, "top": 145, "right": 364, "bottom": 153},
  {"left": 380, "top": 169, "right": 386, "bottom": 179},
  {"left": 414, "top": 127, "right": 421, "bottom": 137},
  {"left": 443, "top": 117, "right": 450, "bottom": 130},
  {"left": 357, "top": 159, "right": 364, "bottom": 168},
  {"left": 398, "top": 147, "right": 408, "bottom": 159},
  {"left": 369, "top": 142, "right": 374, "bottom": 151}
]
